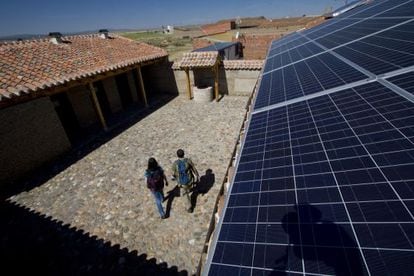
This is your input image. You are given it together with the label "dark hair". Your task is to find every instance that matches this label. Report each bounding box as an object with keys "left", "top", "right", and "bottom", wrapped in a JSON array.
[
  {"left": 177, "top": 149, "right": 185, "bottom": 158},
  {"left": 147, "top": 157, "right": 159, "bottom": 171}
]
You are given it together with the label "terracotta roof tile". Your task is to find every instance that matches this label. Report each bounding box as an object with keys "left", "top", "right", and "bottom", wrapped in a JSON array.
[
  {"left": 0, "top": 34, "right": 168, "bottom": 101},
  {"left": 173, "top": 58, "right": 264, "bottom": 71},
  {"left": 223, "top": 60, "right": 263, "bottom": 70},
  {"left": 175, "top": 51, "right": 219, "bottom": 69}
]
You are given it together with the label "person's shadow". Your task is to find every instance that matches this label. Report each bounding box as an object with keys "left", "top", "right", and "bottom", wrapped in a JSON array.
[
  {"left": 164, "top": 185, "right": 180, "bottom": 218},
  {"left": 272, "top": 203, "right": 365, "bottom": 275},
  {"left": 191, "top": 169, "right": 215, "bottom": 211},
  {"left": 163, "top": 169, "right": 215, "bottom": 216}
]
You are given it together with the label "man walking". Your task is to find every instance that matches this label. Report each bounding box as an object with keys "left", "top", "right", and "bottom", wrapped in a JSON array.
[{"left": 171, "top": 149, "right": 199, "bottom": 213}]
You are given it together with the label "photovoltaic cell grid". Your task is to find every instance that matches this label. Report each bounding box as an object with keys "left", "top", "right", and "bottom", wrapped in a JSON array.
[
  {"left": 256, "top": 0, "right": 414, "bottom": 110},
  {"left": 208, "top": 82, "right": 414, "bottom": 275},
  {"left": 206, "top": 1, "right": 414, "bottom": 275},
  {"left": 255, "top": 52, "right": 368, "bottom": 109},
  {"left": 388, "top": 71, "right": 414, "bottom": 94}
]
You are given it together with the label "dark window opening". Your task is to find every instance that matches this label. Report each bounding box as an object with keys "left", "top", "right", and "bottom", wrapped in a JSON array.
[
  {"left": 50, "top": 93, "right": 81, "bottom": 145},
  {"left": 115, "top": 73, "right": 133, "bottom": 108}
]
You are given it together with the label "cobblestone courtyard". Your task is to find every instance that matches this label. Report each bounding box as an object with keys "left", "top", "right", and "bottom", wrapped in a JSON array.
[{"left": 7, "top": 95, "right": 249, "bottom": 275}]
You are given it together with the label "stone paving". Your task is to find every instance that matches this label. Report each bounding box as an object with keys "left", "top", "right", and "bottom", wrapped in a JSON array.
[{"left": 8, "top": 95, "right": 249, "bottom": 275}]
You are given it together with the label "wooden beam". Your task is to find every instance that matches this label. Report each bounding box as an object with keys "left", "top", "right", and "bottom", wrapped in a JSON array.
[
  {"left": 185, "top": 68, "right": 192, "bottom": 100},
  {"left": 214, "top": 63, "right": 219, "bottom": 102},
  {"left": 136, "top": 66, "right": 148, "bottom": 107},
  {"left": 88, "top": 82, "right": 108, "bottom": 131}
]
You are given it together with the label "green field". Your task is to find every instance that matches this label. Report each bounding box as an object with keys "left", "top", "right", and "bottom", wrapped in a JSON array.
[{"left": 120, "top": 31, "right": 193, "bottom": 61}]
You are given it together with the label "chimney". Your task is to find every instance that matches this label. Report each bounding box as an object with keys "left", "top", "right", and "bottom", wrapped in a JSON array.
[
  {"left": 99, "top": 29, "right": 109, "bottom": 39},
  {"left": 49, "top": 32, "right": 63, "bottom": 44}
]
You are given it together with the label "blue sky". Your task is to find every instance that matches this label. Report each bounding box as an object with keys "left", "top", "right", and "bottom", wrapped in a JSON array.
[{"left": 0, "top": 0, "right": 342, "bottom": 37}]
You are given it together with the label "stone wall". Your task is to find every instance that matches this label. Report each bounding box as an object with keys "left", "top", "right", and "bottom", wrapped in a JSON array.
[
  {"left": 173, "top": 67, "right": 260, "bottom": 97},
  {"left": 127, "top": 71, "right": 139, "bottom": 103},
  {"left": 67, "top": 85, "right": 99, "bottom": 128},
  {"left": 142, "top": 60, "right": 179, "bottom": 97},
  {"left": 102, "top": 77, "right": 123, "bottom": 113},
  {"left": 0, "top": 97, "right": 71, "bottom": 185},
  {"left": 224, "top": 70, "right": 260, "bottom": 96}
]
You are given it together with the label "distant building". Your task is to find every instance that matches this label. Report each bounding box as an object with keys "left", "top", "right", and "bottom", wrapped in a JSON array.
[
  {"left": 193, "top": 42, "right": 243, "bottom": 60},
  {"left": 200, "top": 21, "right": 235, "bottom": 36},
  {"left": 0, "top": 32, "right": 170, "bottom": 185},
  {"left": 162, "top": 25, "right": 174, "bottom": 34}
]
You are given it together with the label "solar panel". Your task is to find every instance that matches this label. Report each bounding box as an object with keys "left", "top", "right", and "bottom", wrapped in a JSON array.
[
  {"left": 204, "top": 1, "right": 414, "bottom": 275},
  {"left": 207, "top": 83, "right": 414, "bottom": 275},
  {"left": 388, "top": 71, "right": 414, "bottom": 95},
  {"left": 347, "top": 0, "right": 413, "bottom": 19},
  {"left": 314, "top": 18, "right": 408, "bottom": 49},
  {"left": 333, "top": 21, "right": 414, "bottom": 75},
  {"left": 255, "top": 53, "right": 368, "bottom": 109},
  {"left": 305, "top": 19, "right": 361, "bottom": 40}
]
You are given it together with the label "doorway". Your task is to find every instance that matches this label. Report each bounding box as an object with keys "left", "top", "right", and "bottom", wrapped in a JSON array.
[
  {"left": 50, "top": 93, "right": 81, "bottom": 145},
  {"left": 115, "top": 73, "right": 133, "bottom": 109}
]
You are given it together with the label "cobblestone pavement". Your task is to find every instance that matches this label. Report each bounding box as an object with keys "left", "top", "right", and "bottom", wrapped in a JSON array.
[{"left": 8, "top": 95, "right": 249, "bottom": 275}]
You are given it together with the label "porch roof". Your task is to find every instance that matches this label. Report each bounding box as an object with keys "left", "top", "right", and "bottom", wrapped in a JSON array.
[{"left": 0, "top": 34, "right": 167, "bottom": 103}]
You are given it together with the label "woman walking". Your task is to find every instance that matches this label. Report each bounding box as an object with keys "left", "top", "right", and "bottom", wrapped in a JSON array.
[{"left": 145, "top": 157, "right": 168, "bottom": 219}]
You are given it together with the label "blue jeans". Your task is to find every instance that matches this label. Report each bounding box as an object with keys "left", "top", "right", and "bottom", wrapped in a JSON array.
[{"left": 152, "top": 191, "right": 165, "bottom": 217}]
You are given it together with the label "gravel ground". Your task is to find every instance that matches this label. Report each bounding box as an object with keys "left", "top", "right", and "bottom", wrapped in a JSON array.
[{"left": 8, "top": 95, "right": 249, "bottom": 275}]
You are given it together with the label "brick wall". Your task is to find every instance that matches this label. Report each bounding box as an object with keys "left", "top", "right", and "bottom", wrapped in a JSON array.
[
  {"left": 201, "top": 21, "right": 234, "bottom": 36},
  {"left": 234, "top": 34, "right": 281, "bottom": 59},
  {"left": 192, "top": 38, "right": 214, "bottom": 50}
]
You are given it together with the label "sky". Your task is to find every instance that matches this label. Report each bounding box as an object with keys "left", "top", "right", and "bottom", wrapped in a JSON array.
[{"left": 0, "top": 0, "right": 342, "bottom": 37}]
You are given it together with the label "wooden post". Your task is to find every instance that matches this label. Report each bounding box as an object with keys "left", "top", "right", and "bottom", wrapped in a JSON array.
[
  {"left": 136, "top": 66, "right": 148, "bottom": 107},
  {"left": 214, "top": 63, "right": 219, "bottom": 102},
  {"left": 88, "top": 82, "right": 108, "bottom": 131},
  {"left": 185, "top": 68, "right": 192, "bottom": 100}
]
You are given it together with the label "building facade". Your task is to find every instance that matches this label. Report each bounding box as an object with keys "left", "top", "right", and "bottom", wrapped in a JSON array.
[{"left": 0, "top": 33, "right": 170, "bottom": 185}]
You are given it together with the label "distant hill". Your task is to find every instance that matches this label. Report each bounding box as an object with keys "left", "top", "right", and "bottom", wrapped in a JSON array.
[
  {"left": 0, "top": 34, "right": 45, "bottom": 41},
  {"left": 0, "top": 28, "right": 156, "bottom": 42}
]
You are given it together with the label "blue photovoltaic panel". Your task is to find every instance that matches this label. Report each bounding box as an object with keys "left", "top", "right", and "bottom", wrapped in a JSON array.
[
  {"left": 208, "top": 82, "right": 414, "bottom": 275},
  {"left": 314, "top": 18, "right": 408, "bottom": 49},
  {"left": 265, "top": 42, "right": 325, "bottom": 73},
  {"left": 268, "top": 34, "right": 307, "bottom": 58},
  {"left": 264, "top": 34, "right": 304, "bottom": 73},
  {"left": 205, "top": 1, "right": 414, "bottom": 275},
  {"left": 333, "top": 21, "right": 414, "bottom": 75},
  {"left": 255, "top": 52, "right": 368, "bottom": 109},
  {"left": 388, "top": 71, "right": 414, "bottom": 96},
  {"left": 301, "top": 0, "right": 395, "bottom": 40},
  {"left": 371, "top": 0, "right": 414, "bottom": 18},
  {"left": 304, "top": 18, "right": 361, "bottom": 40},
  {"left": 347, "top": 0, "right": 412, "bottom": 18}
]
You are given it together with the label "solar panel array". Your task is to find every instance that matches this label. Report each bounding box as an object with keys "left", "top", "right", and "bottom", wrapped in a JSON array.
[{"left": 205, "top": 0, "right": 414, "bottom": 275}]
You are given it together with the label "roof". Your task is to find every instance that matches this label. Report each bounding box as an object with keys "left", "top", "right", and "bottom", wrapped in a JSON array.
[
  {"left": 174, "top": 51, "right": 219, "bottom": 69},
  {"left": 0, "top": 34, "right": 168, "bottom": 102},
  {"left": 172, "top": 58, "right": 263, "bottom": 71},
  {"left": 223, "top": 60, "right": 263, "bottom": 70},
  {"left": 193, "top": 42, "right": 239, "bottom": 52}
]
